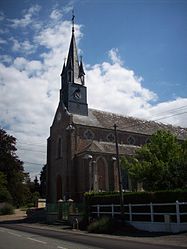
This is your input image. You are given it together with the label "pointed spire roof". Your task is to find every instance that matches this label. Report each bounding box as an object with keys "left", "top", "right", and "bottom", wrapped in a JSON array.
[
  {"left": 79, "top": 56, "right": 85, "bottom": 76},
  {"left": 66, "top": 12, "right": 81, "bottom": 84},
  {"left": 60, "top": 59, "right": 66, "bottom": 76}
]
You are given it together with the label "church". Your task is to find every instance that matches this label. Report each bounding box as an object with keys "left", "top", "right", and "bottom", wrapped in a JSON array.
[{"left": 46, "top": 19, "right": 187, "bottom": 203}]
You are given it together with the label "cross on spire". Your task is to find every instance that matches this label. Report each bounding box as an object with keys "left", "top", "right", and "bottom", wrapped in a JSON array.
[{"left": 72, "top": 9, "right": 75, "bottom": 33}]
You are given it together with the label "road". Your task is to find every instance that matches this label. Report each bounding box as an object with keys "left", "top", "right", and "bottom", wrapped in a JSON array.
[{"left": 0, "top": 223, "right": 185, "bottom": 249}]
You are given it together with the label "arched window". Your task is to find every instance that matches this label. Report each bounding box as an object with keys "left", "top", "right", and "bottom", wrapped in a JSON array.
[{"left": 96, "top": 157, "right": 108, "bottom": 191}]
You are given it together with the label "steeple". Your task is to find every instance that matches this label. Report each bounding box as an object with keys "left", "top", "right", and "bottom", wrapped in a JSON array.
[
  {"left": 65, "top": 11, "right": 82, "bottom": 85},
  {"left": 60, "top": 13, "right": 88, "bottom": 116}
]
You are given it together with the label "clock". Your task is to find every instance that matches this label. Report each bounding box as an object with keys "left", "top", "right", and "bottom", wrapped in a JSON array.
[{"left": 73, "top": 89, "right": 81, "bottom": 100}]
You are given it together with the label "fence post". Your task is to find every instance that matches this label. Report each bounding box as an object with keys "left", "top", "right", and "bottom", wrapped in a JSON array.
[
  {"left": 111, "top": 204, "right": 114, "bottom": 218},
  {"left": 150, "top": 202, "right": 154, "bottom": 222},
  {"left": 176, "top": 200, "right": 180, "bottom": 224},
  {"left": 97, "top": 204, "right": 100, "bottom": 218},
  {"left": 129, "top": 203, "right": 132, "bottom": 222}
]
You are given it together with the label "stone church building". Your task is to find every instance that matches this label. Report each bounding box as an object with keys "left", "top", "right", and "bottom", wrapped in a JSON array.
[{"left": 46, "top": 21, "right": 187, "bottom": 203}]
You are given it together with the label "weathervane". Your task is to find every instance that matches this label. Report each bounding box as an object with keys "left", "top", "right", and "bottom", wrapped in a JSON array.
[{"left": 72, "top": 9, "right": 75, "bottom": 33}]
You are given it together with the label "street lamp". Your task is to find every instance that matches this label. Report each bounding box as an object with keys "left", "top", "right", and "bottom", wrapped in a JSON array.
[
  {"left": 83, "top": 154, "right": 95, "bottom": 191},
  {"left": 114, "top": 124, "right": 124, "bottom": 218}
]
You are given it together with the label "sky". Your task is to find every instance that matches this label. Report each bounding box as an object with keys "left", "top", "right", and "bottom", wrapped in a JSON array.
[{"left": 0, "top": 0, "right": 187, "bottom": 180}]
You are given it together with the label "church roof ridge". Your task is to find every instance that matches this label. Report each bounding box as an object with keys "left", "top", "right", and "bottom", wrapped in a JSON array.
[{"left": 72, "top": 108, "right": 187, "bottom": 140}]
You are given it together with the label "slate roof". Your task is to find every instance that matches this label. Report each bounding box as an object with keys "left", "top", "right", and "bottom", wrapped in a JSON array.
[
  {"left": 76, "top": 139, "right": 139, "bottom": 156},
  {"left": 73, "top": 108, "right": 187, "bottom": 140}
]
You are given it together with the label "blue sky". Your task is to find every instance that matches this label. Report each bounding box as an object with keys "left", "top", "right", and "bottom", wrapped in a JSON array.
[{"left": 0, "top": 0, "right": 187, "bottom": 179}]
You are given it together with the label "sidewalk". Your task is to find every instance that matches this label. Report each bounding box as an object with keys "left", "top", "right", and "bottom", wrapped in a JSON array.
[
  {"left": 0, "top": 209, "right": 27, "bottom": 222},
  {"left": 0, "top": 209, "right": 187, "bottom": 248}
]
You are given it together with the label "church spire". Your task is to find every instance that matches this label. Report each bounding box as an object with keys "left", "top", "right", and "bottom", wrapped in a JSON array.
[
  {"left": 65, "top": 11, "right": 82, "bottom": 85},
  {"left": 60, "top": 13, "right": 88, "bottom": 116}
]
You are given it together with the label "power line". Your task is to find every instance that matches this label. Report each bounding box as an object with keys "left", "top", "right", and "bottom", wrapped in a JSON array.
[
  {"left": 17, "top": 141, "right": 46, "bottom": 147},
  {"left": 152, "top": 111, "right": 187, "bottom": 122},
  {"left": 23, "top": 161, "right": 44, "bottom": 166},
  {"left": 17, "top": 147, "right": 46, "bottom": 154},
  {"left": 151, "top": 105, "right": 187, "bottom": 117}
]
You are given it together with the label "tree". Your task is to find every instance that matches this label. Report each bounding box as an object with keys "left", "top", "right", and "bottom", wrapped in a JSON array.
[
  {"left": 0, "top": 128, "right": 29, "bottom": 206},
  {"left": 122, "top": 130, "right": 187, "bottom": 191},
  {"left": 34, "top": 176, "right": 40, "bottom": 193},
  {"left": 40, "top": 164, "right": 46, "bottom": 198},
  {"left": 0, "top": 171, "right": 12, "bottom": 202}
]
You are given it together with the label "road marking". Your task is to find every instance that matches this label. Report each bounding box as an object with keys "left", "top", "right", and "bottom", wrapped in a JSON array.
[
  {"left": 0, "top": 229, "right": 5, "bottom": 232},
  {"left": 27, "top": 237, "right": 47, "bottom": 244},
  {"left": 57, "top": 246, "right": 68, "bottom": 249},
  {"left": 8, "top": 231, "right": 22, "bottom": 237}
]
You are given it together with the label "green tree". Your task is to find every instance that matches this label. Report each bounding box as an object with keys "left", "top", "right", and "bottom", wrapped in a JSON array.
[
  {"left": 0, "top": 171, "right": 12, "bottom": 202},
  {"left": 122, "top": 130, "right": 187, "bottom": 191},
  {"left": 0, "top": 128, "right": 29, "bottom": 206},
  {"left": 34, "top": 176, "right": 40, "bottom": 193},
  {"left": 40, "top": 164, "right": 46, "bottom": 198}
]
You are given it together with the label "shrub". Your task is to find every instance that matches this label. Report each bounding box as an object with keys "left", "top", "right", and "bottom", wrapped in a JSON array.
[
  {"left": 0, "top": 187, "right": 12, "bottom": 203},
  {"left": 0, "top": 203, "right": 14, "bottom": 215},
  {"left": 88, "top": 216, "right": 116, "bottom": 234}
]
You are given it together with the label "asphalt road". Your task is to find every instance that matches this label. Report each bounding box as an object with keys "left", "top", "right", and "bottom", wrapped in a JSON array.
[{"left": 0, "top": 223, "right": 184, "bottom": 249}]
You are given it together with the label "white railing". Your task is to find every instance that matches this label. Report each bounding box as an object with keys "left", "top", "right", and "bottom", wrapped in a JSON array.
[{"left": 91, "top": 201, "right": 187, "bottom": 223}]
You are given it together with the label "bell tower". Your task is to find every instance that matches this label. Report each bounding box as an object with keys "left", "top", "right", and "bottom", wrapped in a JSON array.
[{"left": 60, "top": 14, "right": 88, "bottom": 116}]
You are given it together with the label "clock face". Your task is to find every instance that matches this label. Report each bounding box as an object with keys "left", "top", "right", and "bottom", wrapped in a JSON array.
[{"left": 74, "top": 89, "right": 81, "bottom": 100}]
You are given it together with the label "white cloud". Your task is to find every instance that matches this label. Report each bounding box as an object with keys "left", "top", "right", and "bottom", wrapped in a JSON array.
[
  {"left": 8, "top": 4, "right": 41, "bottom": 28},
  {"left": 62, "top": 1, "right": 74, "bottom": 14},
  {"left": 86, "top": 55, "right": 157, "bottom": 116},
  {"left": 0, "top": 11, "right": 5, "bottom": 21},
  {"left": 10, "top": 37, "right": 36, "bottom": 54},
  {"left": 0, "top": 55, "right": 12, "bottom": 64},
  {"left": 50, "top": 9, "right": 63, "bottom": 20},
  {"left": 108, "top": 48, "right": 123, "bottom": 65},
  {"left": 146, "top": 98, "right": 187, "bottom": 127}
]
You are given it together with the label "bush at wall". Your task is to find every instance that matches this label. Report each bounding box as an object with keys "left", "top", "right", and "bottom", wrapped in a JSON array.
[
  {"left": 88, "top": 216, "right": 116, "bottom": 234},
  {"left": 0, "top": 203, "right": 14, "bottom": 215},
  {"left": 85, "top": 189, "right": 187, "bottom": 205}
]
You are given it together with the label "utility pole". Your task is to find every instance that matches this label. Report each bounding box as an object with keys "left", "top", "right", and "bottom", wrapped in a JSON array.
[{"left": 114, "top": 124, "right": 124, "bottom": 219}]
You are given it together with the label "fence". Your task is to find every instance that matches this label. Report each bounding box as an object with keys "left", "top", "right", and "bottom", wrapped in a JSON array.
[{"left": 91, "top": 201, "right": 187, "bottom": 224}]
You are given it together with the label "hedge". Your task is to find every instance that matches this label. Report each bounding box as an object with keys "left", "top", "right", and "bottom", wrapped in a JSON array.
[{"left": 84, "top": 189, "right": 187, "bottom": 205}]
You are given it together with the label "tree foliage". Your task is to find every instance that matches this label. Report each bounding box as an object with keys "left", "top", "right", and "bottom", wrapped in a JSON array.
[
  {"left": 122, "top": 130, "right": 187, "bottom": 191},
  {"left": 0, "top": 128, "right": 29, "bottom": 205},
  {"left": 40, "top": 164, "right": 46, "bottom": 198},
  {"left": 0, "top": 171, "right": 12, "bottom": 202}
]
